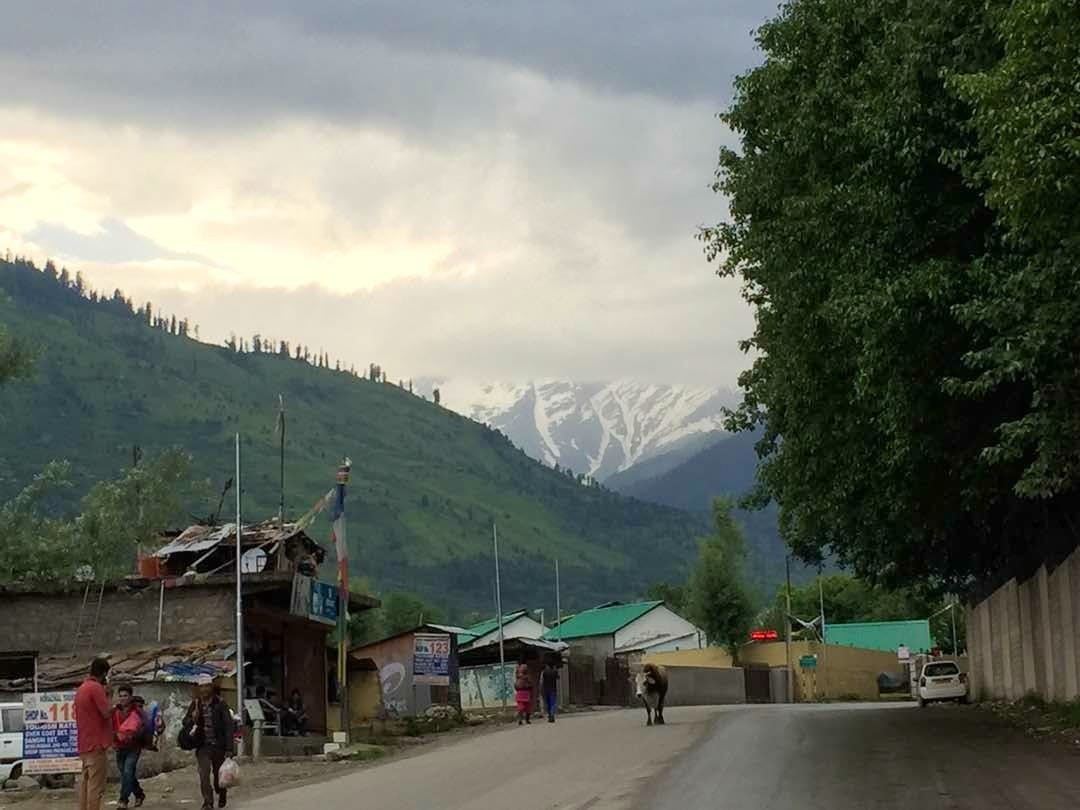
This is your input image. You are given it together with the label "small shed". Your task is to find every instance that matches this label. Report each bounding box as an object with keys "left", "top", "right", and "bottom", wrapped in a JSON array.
[{"left": 348, "top": 624, "right": 461, "bottom": 718}]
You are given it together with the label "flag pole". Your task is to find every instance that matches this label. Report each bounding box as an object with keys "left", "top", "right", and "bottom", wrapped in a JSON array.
[
  {"left": 333, "top": 459, "right": 351, "bottom": 742},
  {"left": 234, "top": 433, "right": 245, "bottom": 755},
  {"left": 494, "top": 522, "right": 507, "bottom": 714}
]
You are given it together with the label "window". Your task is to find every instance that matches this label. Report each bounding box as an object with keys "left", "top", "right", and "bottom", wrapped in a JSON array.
[
  {"left": 1, "top": 708, "right": 25, "bottom": 733},
  {"left": 923, "top": 663, "right": 959, "bottom": 677}
]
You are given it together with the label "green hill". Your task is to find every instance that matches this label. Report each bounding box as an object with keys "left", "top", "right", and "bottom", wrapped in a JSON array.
[{"left": 0, "top": 257, "right": 708, "bottom": 616}]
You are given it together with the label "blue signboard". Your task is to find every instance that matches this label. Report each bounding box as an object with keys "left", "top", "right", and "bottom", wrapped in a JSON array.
[
  {"left": 22, "top": 692, "right": 80, "bottom": 774},
  {"left": 290, "top": 575, "right": 339, "bottom": 626},
  {"left": 413, "top": 633, "right": 451, "bottom": 685}
]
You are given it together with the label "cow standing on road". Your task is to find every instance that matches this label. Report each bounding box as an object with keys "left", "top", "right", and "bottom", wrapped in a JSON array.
[{"left": 634, "top": 664, "right": 668, "bottom": 726}]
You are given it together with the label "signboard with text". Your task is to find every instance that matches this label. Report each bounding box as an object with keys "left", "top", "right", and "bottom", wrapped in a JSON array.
[
  {"left": 290, "top": 574, "right": 339, "bottom": 626},
  {"left": 413, "top": 633, "right": 451, "bottom": 686},
  {"left": 22, "top": 691, "right": 80, "bottom": 775}
]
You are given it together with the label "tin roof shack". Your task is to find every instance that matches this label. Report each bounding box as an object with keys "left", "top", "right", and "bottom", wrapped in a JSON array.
[{"left": 346, "top": 625, "right": 461, "bottom": 720}]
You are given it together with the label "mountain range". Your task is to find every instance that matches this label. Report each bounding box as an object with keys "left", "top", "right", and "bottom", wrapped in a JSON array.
[
  {"left": 417, "top": 378, "right": 736, "bottom": 482},
  {"left": 0, "top": 257, "right": 710, "bottom": 617}
]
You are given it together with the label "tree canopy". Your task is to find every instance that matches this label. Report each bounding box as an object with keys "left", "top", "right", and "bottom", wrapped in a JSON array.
[
  {"left": 705, "top": 0, "right": 1080, "bottom": 591},
  {"left": 685, "top": 500, "right": 755, "bottom": 654},
  {"left": 0, "top": 449, "right": 208, "bottom": 583}
]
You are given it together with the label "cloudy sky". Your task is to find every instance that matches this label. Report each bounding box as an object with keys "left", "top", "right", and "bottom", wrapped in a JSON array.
[{"left": 1, "top": 2, "right": 769, "bottom": 388}]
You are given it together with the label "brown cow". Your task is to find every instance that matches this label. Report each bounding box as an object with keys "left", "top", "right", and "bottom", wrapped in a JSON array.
[{"left": 633, "top": 663, "right": 668, "bottom": 726}]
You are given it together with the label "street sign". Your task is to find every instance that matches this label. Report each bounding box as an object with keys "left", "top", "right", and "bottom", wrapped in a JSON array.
[
  {"left": 22, "top": 691, "right": 80, "bottom": 775},
  {"left": 898, "top": 644, "right": 910, "bottom": 662},
  {"left": 799, "top": 655, "right": 818, "bottom": 669},
  {"left": 413, "top": 633, "right": 451, "bottom": 686}
]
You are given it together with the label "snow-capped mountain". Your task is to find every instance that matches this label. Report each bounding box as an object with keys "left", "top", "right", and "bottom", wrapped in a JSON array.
[{"left": 417, "top": 379, "right": 738, "bottom": 481}]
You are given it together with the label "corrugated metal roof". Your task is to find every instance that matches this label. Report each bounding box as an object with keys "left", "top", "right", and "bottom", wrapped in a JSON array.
[
  {"left": 542, "top": 601, "right": 661, "bottom": 640},
  {"left": 459, "top": 610, "right": 528, "bottom": 645},
  {"left": 825, "top": 620, "right": 933, "bottom": 653},
  {"left": 0, "top": 642, "right": 237, "bottom": 691},
  {"left": 155, "top": 520, "right": 325, "bottom": 560}
]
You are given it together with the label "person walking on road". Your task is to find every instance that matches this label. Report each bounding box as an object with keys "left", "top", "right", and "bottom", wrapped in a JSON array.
[
  {"left": 539, "top": 661, "right": 559, "bottom": 723},
  {"left": 112, "top": 685, "right": 146, "bottom": 810},
  {"left": 182, "top": 675, "right": 235, "bottom": 810},
  {"left": 74, "top": 657, "right": 113, "bottom": 810},
  {"left": 514, "top": 659, "right": 533, "bottom": 725}
]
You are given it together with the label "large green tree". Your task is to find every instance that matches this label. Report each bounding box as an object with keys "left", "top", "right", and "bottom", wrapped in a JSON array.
[
  {"left": 705, "top": 0, "right": 1080, "bottom": 590},
  {"left": 0, "top": 323, "right": 34, "bottom": 385},
  {"left": 686, "top": 500, "right": 755, "bottom": 654}
]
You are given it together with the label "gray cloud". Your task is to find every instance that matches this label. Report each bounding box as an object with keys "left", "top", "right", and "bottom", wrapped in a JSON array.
[{"left": 2, "top": 1, "right": 773, "bottom": 388}]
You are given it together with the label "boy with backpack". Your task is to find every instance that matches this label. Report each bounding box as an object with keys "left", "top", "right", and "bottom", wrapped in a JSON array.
[{"left": 112, "top": 685, "right": 146, "bottom": 809}]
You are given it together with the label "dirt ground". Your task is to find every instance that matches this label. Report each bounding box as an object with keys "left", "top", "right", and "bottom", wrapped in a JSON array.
[{"left": 0, "top": 716, "right": 511, "bottom": 810}]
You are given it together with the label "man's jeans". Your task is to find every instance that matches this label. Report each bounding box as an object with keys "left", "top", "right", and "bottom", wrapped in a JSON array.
[{"left": 116, "top": 749, "right": 144, "bottom": 804}]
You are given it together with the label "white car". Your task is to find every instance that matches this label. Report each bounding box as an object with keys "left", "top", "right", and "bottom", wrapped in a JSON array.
[
  {"left": 0, "top": 702, "right": 25, "bottom": 782},
  {"left": 918, "top": 660, "right": 968, "bottom": 706}
]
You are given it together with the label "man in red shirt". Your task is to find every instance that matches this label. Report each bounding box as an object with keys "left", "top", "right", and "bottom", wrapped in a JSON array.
[{"left": 74, "top": 658, "right": 113, "bottom": 810}]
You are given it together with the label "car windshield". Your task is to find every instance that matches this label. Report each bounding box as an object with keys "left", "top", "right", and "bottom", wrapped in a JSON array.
[{"left": 924, "top": 663, "right": 959, "bottom": 677}]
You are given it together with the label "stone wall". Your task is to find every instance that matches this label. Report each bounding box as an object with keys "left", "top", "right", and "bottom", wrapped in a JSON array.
[
  {"left": 967, "top": 544, "right": 1080, "bottom": 702},
  {"left": 0, "top": 584, "right": 235, "bottom": 654}
]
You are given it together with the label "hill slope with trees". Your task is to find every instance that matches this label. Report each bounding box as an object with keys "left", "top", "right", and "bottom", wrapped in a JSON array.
[{"left": 0, "top": 256, "right": 708, "bottom": 615}]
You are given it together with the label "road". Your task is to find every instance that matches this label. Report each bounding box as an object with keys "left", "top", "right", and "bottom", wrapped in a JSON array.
[{"left": 246, "top": 704, "right": 1080, "bottom": 810}]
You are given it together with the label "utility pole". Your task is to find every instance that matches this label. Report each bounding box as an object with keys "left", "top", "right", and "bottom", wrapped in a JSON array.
[
  {"left": 234, "top": 434, "right": 245, "bottom": 755},
  {"left": 951, "top": 601, "right": 959, "bottom": 656},
  {"left": 785, "top": 555, "right": 793, "bottom": 703},
  {"left": 555, "top": 559, "right": 562, "bottom": 642},
  {"left": 493, "top": 523, "right": 507, "bottom": 714},
  {"left": 277, "top": 396, "right": 286, "bottom": 528},
  {"left": 818, "top": 570, "right": 827, "bottom": 700}
]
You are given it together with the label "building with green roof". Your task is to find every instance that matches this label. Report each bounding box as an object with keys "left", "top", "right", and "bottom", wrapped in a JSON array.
[
  {"left": 543, "top": 600, "right": 704, "bottom": 657},
  {"left": 458, "top": 609, "right": 548, "bottom": 651}
]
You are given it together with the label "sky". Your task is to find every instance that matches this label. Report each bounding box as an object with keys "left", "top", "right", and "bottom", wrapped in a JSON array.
[{"left": 0, "top": 2, "right": 770, "bottom": 389}]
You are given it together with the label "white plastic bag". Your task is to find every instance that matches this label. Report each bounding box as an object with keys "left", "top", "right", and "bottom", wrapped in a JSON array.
[{"left": 218, "top": 757, "right": 240, "bottom": 789}]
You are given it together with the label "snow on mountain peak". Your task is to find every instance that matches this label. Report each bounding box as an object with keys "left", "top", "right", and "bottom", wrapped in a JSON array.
[{"left": 418, "top": 378, "right": 737, "bottom": 480}]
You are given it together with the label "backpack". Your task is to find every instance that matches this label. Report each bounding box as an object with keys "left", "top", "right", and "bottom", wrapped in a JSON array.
[{"left": 138, "top": 706, "right": 157, "bottom": 751}]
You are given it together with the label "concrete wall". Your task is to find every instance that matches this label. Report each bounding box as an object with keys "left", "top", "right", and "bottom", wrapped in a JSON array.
[
  {"left": 0, "top": 584, "right": 234, "bottom": 654},
  {"left": 967, "top": 544, "right": 1080, "bottom": 702},
  {"left": 644, "top": 647, "right": 734, "bottom": 669},
  {"left": 661, "top": 666, "right": 746, "bottom": 706}
]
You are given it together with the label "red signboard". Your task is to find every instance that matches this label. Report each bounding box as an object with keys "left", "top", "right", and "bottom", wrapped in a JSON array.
[{"left": 749, "top": 629, "right": 779, "bottom": 641}]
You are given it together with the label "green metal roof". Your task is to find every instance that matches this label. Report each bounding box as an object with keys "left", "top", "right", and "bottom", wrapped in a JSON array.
[
  {"left": 824, "top": 620, "right": 932, "bottom": 653},
  {"left": 459, "top": 610, "right": 529, "bottom": 645},
  {"left": 542, "top": 601, "right": 661, "bottom": 640}
]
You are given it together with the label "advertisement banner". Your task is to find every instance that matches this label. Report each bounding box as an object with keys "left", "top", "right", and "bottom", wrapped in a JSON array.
[
  {"left": 22, "top": 691, "right": 80, "bottom": 775},
  {"left": 413, "top": 633, "right": 451, "bottom": 686}
]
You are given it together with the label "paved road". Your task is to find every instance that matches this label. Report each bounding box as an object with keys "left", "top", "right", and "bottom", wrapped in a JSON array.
[
  {"left": 248, "top": 707, "right": 719, "bottom": 810},
  {"left": 246, "top": 704, "right": 1080, "bottom": 810},
  {"left": 637, "top": 703, "right": 1080, "bottom": 810}
]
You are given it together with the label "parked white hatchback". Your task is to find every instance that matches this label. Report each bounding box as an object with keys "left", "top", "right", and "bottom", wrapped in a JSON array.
[
  {"left": 0, "top": 702, "right": 25, "bottom": 782},
  {"left": 918, "top": 660, "right": 968, "bottom": 706}
]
